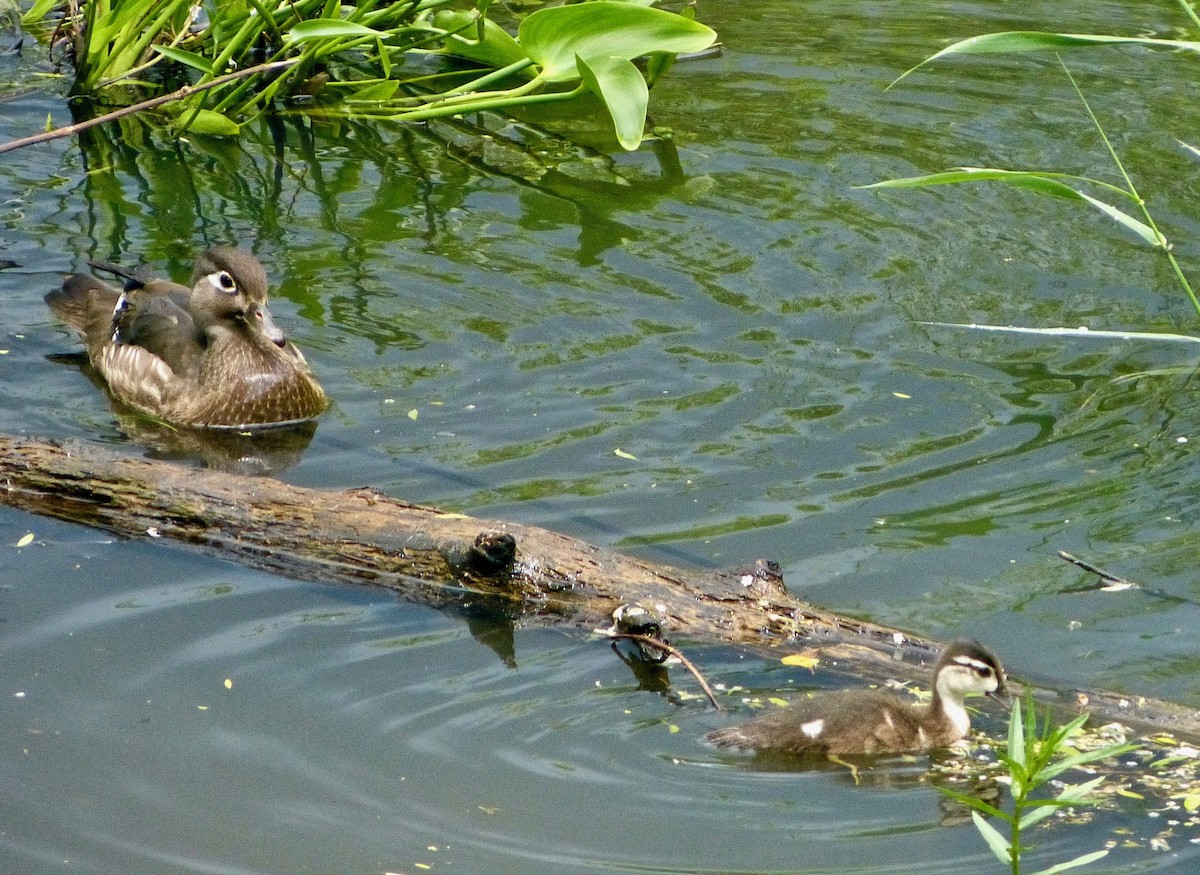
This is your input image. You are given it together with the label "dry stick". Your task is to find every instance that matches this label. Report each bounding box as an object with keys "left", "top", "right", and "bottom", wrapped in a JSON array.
[
  {"left": 0, "top": 59, "right": 299, "bottom": 155},
  {"left": 1057, "top": 550, "right": 1137, "bottom": 587},
  {"left": 607, "top": 633, "right": 722, "bottom": 711}
]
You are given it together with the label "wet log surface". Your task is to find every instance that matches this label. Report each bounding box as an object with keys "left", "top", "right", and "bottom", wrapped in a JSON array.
[{"left": 2, "top": 432, "right": 1198, "bottom": 738}]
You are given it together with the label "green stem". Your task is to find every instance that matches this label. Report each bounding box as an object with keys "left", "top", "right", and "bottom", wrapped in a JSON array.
[
  {"left": 1058, "top": 56, "right": 1200, "bottom": 317},
  {"left": 385, "top": 83, "right": 586, "bottom": 122},
  {"left": 1177, "top": 0, "right": 1200, "bottom": 33},
  {"left": 434, "top": 58, "right": 539, "bottom": 99}
]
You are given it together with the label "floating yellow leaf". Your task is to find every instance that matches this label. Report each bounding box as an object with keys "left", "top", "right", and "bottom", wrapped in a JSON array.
[
  {"left": 767, "top": 697, "right": 790, "bottom": 708},
  {"left": 668, "top": 723, "right": 679, "bottom": 733},
  {"left": 16, "top": 532, "right": 34, "bottom": 547},
  {"left": 1183, "top": 795, "right": 1200, "bottom": 812},
  {"left": 614, "top": 448, "right": 638, "bottom": 460},
  {"left": 478, "top": 805, "right": 500, "bottom": 815},
  {"left": 408, "top": 408, "right": 419, "bottom": 420},
  {"left": 224, "top": 678, "right": 233, "bottom": 690},
  {"left": 781, "top": 650, "right": 820, "bottom": 669},
  {"left": 893, "top": 392, "right": 912, "bottom": 399},
  {"left": 1115, "top": 788, "right": 1144, "bottom": 799},
  {"left": 415, "top": 863, "right": 432, "bottom": 870}
]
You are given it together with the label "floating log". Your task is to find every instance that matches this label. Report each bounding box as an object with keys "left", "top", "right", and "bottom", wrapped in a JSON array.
[{"left": 1, "top": 432, "right": 1197, "bottom": 738}]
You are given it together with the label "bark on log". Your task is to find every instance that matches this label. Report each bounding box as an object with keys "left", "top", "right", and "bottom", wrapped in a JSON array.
[{"left": 2, "top": 433, "right": 1198, "bottom": 738}]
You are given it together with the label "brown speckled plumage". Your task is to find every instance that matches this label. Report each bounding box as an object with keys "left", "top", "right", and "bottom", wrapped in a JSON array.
[
  {"left": 704, "top": 639, "right": 1007, "bottom": 756},
  {"left": 46, "top": 247, "right": 328, "bottom": 430}
]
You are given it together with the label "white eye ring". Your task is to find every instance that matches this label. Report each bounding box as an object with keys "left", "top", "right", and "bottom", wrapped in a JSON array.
[{"left": 209, "top": 270, "right": 237, "bottom": 294}]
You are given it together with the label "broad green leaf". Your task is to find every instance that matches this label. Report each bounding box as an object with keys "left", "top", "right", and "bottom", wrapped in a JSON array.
[
  {"left": 285, "top": 19, "right": 385, "bottom": 43},
  {"left": 152, "top": 44, "right": 215, "bottom": 75},
  {"left": 970, "top": 811, "right": 1012, "bottom": 865},
  {"left": 520, "top": 1, "right": 716, "bottom": 83},
  {"left": 894, "top": 32, "right": 1200, "bottom": 85},
  {"left": 576, "top": 54, "right": 647, "bottom": 150},
  {"left": 178, "top": 108, "right": 241, "bottom": 136},
  {"left": 1029, "top": 849, "right": 1109, "bottom": 875},
  {"left": 434, "top": 10, "right": 529, "bottom": 70}
]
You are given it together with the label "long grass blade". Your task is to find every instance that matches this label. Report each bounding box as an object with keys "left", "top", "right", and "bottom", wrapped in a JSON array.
[
  {"left": 918, "top": 322, "right": 1200, "bottom": 344},
  {"left": 891, "top": 32, "right": 1200, "bottom": 86}
]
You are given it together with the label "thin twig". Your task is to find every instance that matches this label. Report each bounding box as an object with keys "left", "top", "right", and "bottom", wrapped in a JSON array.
[
  {"left": 0, "top": 59, "right": 299, "bottom": 155},
  {"left": 1057, "top": 551, "right": 1138, "bottom": 589},
  {"left": 607, "top": 632, "right": 722, "bottom": 710}
]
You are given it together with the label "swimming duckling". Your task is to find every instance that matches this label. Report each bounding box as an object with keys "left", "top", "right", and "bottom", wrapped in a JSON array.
[
  {"left": 46, "top": 246, "right": 328, "bottom": 430},
  {"left": 704, "top": 639, "right": 1007, "bottom": 756}
]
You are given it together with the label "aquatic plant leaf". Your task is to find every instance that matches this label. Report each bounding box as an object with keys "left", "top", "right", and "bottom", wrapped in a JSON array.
[
  {"left": 970, "top": 811, "right": 1012, "bottom": 865},
  {"left": 519, "top": 1, "right": 716, "bottom": 83},
  {"left": 179, "top": 108, "right": 240, "bottom": 136},
  {"left": 434, "top": 10, "right": 529, "bottom": 70},
  {"left": 152, "top": 45, "right": 215, "bottom": 75},
  {"left": 1028, "top": 850, "right": 1109, "bottom": 875},
  {"left": 345, "top": 80, "right": 400, "bottom": 102},
  {"left": 285, "top": 20, "right": 385, "bottom": 43},
  {"left": 575, "top": 54, "right": 647, "bottom": 150}
]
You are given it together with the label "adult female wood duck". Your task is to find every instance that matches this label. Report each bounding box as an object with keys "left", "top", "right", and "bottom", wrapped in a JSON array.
[
  {"left": 704, "top": 639, "right": 1008, "bottom": 756},
  {"left": 46, "top": 246, "right": 328, "bottom": 430}
]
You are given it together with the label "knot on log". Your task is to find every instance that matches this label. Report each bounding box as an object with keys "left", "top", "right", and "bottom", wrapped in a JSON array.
[
  {"left": 467, "top": 530, "right": 517, "bottom": 573},
  {"left": 441, "top": 530, "right": 518, "bottom": 579},
  {"left": 734, "top": 558, "right": 788, "bottom": 598}
]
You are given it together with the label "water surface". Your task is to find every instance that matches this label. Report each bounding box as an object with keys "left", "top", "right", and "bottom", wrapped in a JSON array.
[{"left": 3, "top": 0, "right": 1200, "bottom": 871}]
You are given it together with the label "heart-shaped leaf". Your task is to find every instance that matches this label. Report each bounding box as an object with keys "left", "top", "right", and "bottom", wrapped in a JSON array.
[
  {"left": 520, "top": 1, "right": 716, "bottom": 83},
  {"left": 576, "top": 54, "right": 647, "bottom": 150}
]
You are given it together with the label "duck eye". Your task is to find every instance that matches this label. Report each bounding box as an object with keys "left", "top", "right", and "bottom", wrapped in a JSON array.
[
  {"left": 978, "top": 666, "right": 993, "bottom": 678},
  {"left": 216, "top": 271, "right": 237, "bottom": 293}
]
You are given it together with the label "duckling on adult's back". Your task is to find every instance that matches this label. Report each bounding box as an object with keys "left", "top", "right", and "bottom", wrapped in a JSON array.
[
  {"left": 46, "top": 246, "right": 328, "bottom": 430},
  {"left": 704, "top": 639, "right": 1007, "bottom": 757}
]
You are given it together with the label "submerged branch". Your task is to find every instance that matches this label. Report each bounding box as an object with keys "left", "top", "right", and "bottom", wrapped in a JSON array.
[
  {"left": 0, "top": 59, "right": 299, "bottom": 155},
  {"left": 1, "top": 432, "right": 1198, "bottom": 738}
]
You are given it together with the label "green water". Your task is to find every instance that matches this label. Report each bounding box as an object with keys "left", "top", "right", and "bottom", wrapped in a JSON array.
[{"left": 3, "top": 0, "right": 1200, "bottom": 871}]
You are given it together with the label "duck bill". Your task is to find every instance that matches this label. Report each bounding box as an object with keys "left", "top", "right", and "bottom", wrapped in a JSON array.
[
  {"left": 254, "top": 303, "right": 287, "bottom": 347},
  {"left": 987, "top": 687, "right": 1014, "bottom": 709}
]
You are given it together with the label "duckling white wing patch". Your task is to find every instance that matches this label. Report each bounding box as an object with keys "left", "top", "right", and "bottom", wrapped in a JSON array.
[{"left": 801, "top": 718, "right": 824, "bottom": 739}]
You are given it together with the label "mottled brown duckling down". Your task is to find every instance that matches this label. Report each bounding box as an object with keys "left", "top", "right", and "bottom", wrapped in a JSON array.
[
  {"left": 705, "top": 639, "right": 1007, "bottom": 756},
  {"left": 46, "top": 246, "right": 328, "bottom": 430}
]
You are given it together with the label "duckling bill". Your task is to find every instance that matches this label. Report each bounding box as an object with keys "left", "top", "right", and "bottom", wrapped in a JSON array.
[
  {"left": 46, "top": 246, "right": 328, "bottom": 430},
  {"left": 704, "top": 639, "right": 1007, "bottom": 756}
]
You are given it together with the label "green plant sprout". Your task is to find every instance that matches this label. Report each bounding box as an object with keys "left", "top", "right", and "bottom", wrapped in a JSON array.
[
  {"left": 863, "top": 3, "right": 1200, "bottom": 318},
  {"left": 941, "top": 695, "right": 1135, "bottom": 875}
]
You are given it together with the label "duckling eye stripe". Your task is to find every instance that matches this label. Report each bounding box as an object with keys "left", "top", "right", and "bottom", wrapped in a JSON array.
[{"left": 952, "top": 655, "right": 991, "bottom": 671}]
